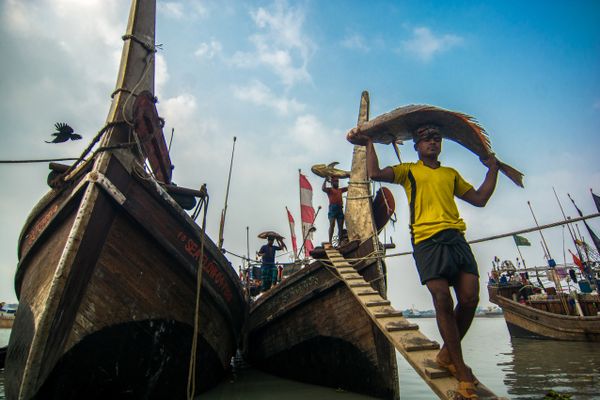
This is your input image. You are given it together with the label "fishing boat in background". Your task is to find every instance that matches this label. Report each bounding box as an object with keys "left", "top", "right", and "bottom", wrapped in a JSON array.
[
  {"left": 5, "top": 1, "right": 246, "bottom": 399},
  {"left": 488, "top": 192, "right": 600, "bottom": 341},
  {"left": 487, "top": 265, "right": 600, "bottom": 341}
]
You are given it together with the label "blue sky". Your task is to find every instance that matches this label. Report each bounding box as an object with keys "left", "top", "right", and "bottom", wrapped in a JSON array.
[{"left": 0, "top": 0, "right": 599, "bottom": 309}]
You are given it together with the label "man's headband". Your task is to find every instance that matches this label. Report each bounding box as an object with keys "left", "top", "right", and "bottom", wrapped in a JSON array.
[{"left": 413, "top": 125, "right": 441, "bottom": 143}]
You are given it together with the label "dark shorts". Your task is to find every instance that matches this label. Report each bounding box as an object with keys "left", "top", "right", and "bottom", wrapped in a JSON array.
[
  {"left": 328, "top": 204, "right": 344, "bottom": 220},
  {"left": 412, "top": 229, "right": 479, "bottom": 286}
]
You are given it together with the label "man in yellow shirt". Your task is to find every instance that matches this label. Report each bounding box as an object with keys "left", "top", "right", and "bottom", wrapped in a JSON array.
[{"left": 349, "top": 125, "right": 499, "bottom": 399}]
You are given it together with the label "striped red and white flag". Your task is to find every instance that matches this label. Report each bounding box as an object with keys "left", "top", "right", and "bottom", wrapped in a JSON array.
[
  {"left": 299, "top": 173, "right": 315, "bottom": 256},
  {"left": 286, "top": 207, "right": 298, "bottom": 258}
]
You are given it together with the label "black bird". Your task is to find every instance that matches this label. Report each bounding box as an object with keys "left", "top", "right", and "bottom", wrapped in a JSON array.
[{"left": 46, "top": 122, "right": 82, "bottom": 143}]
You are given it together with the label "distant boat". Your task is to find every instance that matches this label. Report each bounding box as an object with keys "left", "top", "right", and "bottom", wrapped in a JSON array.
[
  {"left": 478, "top": 306, "right": 503, "bottom": 318},
  {"left": 0, "top": 302, "right": 16, "bottom": 329},
  {"left": 4, "top": 1, "right": 246, "bottom": 399},
  {"left": 403, "top": 307, "right": 436, "bottom": 318},
  {"left": 0, "top": 314, "right": 15, "bottom": 329},
  {"left": 488, "top": 262, "right": 600, "bottom": 341}
]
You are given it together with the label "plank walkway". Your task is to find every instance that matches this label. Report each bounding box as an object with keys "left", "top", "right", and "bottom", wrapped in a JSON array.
[{"left": 325, "top": 248, "right": 506, "bottom": 400}]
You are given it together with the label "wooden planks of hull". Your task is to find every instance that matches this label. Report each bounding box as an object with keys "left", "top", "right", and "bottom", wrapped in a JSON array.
[
  {"left": 489, "top": 290, "right": 600, "bottom": 342},
  {"left": 244, "top": 257, "right": 399, "bottom": 400}
]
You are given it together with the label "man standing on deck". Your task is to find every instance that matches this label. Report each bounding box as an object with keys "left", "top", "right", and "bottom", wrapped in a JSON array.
[
  {"left": 348, "top": 125, "right": 499, "bottom": 399},
  {"left": 322, "top": 177, "right": 348, "bottom": 245},
  {"left": 257, "top": 236, "right": 284, "bottom": 292}
]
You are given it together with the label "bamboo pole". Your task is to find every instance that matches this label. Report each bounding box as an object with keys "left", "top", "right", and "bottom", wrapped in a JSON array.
[
  {"left": 218, "top": 136, "right": 237, "bottom": 249},
  {"left": 387, "top": 212, "right": 600, "bottom": 257}
]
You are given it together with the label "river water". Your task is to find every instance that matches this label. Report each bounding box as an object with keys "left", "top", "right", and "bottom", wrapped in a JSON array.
[{"left": 1, "top": 318, "right": 599, "bottom": 399}]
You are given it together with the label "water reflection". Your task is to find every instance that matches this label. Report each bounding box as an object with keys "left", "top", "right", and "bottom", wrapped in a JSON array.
[{"left": 500, "top": 337, "right": 600, "bottom": 399}]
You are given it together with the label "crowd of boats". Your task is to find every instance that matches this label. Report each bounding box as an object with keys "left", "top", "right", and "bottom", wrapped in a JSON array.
[{"left": 1, "top": 1, "right": 598, "bottom": 399}]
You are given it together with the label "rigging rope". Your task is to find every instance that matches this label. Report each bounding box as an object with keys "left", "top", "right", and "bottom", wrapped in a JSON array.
[
  {"left": 0, "top": 158, "right": 79, "bottom": 164},
  {"left": 187, "top": 194, "right": 209, "bottom": 400}
]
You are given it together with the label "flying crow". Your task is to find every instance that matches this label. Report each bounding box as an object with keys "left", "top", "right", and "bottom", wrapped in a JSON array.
[{"left": 46, "top": 122, "right": 82, "bottom": 143}]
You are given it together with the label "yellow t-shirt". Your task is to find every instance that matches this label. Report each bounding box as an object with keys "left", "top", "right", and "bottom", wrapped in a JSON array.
[{"left": 392, "top": 160, "right": 473, "bottom": 244}]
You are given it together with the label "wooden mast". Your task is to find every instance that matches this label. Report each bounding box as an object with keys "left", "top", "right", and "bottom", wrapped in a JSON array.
[
  {"left": 344, "top": 91, "right": 387, "bottom": 297},
  {"left": 94, "top": 0, "right": 156, "bottom": 173}
]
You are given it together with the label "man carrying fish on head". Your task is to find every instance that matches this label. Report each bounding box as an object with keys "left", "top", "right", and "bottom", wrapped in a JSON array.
[
  {"left": 322, "top": 176, "right": 348, "bottom": 245},
  {"left": 348, "top": 120, "right": 502, "bottom": 400}
]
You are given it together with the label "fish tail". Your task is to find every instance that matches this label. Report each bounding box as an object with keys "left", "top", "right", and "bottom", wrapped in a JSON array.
[{"left": 498, "top": 161, "right": 524, "bottom": 188}]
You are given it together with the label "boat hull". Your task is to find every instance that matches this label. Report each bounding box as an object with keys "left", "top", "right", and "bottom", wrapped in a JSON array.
[
  {"left": 489, "top": 286, "right": 600, "bottom": 342},
  {"left": 243, "top": 252, "right": 399, "bottom": 399},
  {"left": 6, "top": 157, "right": 246, "bottom": 399}
]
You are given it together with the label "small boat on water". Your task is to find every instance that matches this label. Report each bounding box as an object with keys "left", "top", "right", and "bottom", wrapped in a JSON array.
[
  {"left": 0, "top": 314, "right": 15, "bottom": 330},
  {"left": 0, "top": 302, "right": 16, "bottom": 329},
  {"left": 5, "top": 1, "right": 246, "bottom": 399},
  {"left": 488, "top": 261, "right": 600, "bottom": 341}
]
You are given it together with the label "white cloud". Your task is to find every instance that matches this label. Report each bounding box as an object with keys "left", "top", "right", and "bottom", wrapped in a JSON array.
[
  {"left": 158, "top": 2, "right": 184, "bottom": 19},
  {"left": 160, "top": 93, "right": 198, "bottom": 132},
  {"left": 158, "top": 1, "right": 209, "bottom": 20},
  {"left": 195, "top": 39, "right": 223, "bottom": 59},
  {"left": 287, "top": 114, "right": 343, "bottom": 159},
  {"left": 231, "top": 0, "right": 314, "bottom": 88},
  {"left": 155, "top": 53, "right": 170, "bottom": 98},
  {"left": 401, "top": 26, "right": 463, "bottom": 62},
  {"left": 341, "top": 33, "right": 370, "bottom": 52},
  {"left": 232, "top": 80, "right": 305, "bottom": 115}
]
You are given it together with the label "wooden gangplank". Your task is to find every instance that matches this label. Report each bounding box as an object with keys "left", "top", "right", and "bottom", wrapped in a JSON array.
[{"left": 325, "top": 248, "right": 505, "bottom": 400}]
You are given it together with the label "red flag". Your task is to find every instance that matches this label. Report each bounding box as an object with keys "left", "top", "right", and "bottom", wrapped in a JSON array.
[
  {"left": 299, "top": 173, "right": 315, "bottom": 256},
  {"left": 286, "top": 207, "right": 298, "bottom": 258},
  {"left": 569, "top": 249, "right": 584, "bottom": 272}
]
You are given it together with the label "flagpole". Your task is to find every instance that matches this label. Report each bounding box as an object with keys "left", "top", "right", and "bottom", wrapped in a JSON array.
[
  {"left": 298, "top": 169, "right": 302, "bottom": 260},
  {"left": 218, "top": 136, "right": 237, "bottom": 250},
  {"left": 297, "top": 206, "right": 322, "bottom": 259},
  {"left": 286, "top": 206, "right": 298, "bottom": 261},
  {"left": 527, "top": 201, "right": 553, "bottom": 263},
  {"left": 553, "top": 188, "right": 579, "bottom": 248},
  {"left": 514, "top": 240, "right": 526, "bottom": 269}
]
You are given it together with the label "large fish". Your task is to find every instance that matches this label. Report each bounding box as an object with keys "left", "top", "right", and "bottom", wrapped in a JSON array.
[
  {"left": 346, "top": 104, "right": 524, "bottom": 188},
  {"left": 311, "top": 162, "right": 351, "bottom": 179}
]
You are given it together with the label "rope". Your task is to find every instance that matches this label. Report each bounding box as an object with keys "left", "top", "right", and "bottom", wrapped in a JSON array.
[
  {"left": 0, "top": 157, "right": 78, "bottom": 164},
  {"left": 348, "top": 180, "right": 371, "bottom": 185},
  {"left": 346, "top": 195, "right": 373, "bottom": 200},
  {"left": 110, "top": 87, "right": 135, "bottom": 99},
  {"left": 187, "top": 195, "right": 209, "bottom": 400},
  {"left": 122, "top": 34, "right": 159, "bottom": 53},
  {"left": 60, "top": 121, "right": 127, "bottom": 181}
]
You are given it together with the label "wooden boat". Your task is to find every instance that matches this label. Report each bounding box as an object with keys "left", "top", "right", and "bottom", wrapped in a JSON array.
[
  {"left": 242, "top": 91, "right": 400, "bottom": 399},
  {"left": 4, "top": 1, "right": 246, "bottom": 399},
  {"left": 488, "top": 267, "right": 600, "bottom": 342},
  {"left": 243, "top": 239, "right": 399, "bottom": 399},
  {"left": 488, "top": 281, "right": 600, "bottom": 341}
]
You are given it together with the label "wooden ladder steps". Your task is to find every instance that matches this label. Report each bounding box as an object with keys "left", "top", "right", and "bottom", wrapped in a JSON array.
[
  {"left": 349, "top": 282, "right": 371, "bottom": 288},
  {"left": 324, "top": 248, "right": 504, "bottom": 400},
  {"left": 386, "top": 320, "right": 419, "bottom": 332}
]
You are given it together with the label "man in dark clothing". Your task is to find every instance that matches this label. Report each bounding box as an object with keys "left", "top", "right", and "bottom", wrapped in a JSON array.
[
  {"left": 257, "top": 236, "right": 283, "bottom": 292},
  {"left": 349, "top": 124, "right": 499, "bottom": 399},
  {"left": 322, "top": 177, "right": 348, "bottom": 244}
]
